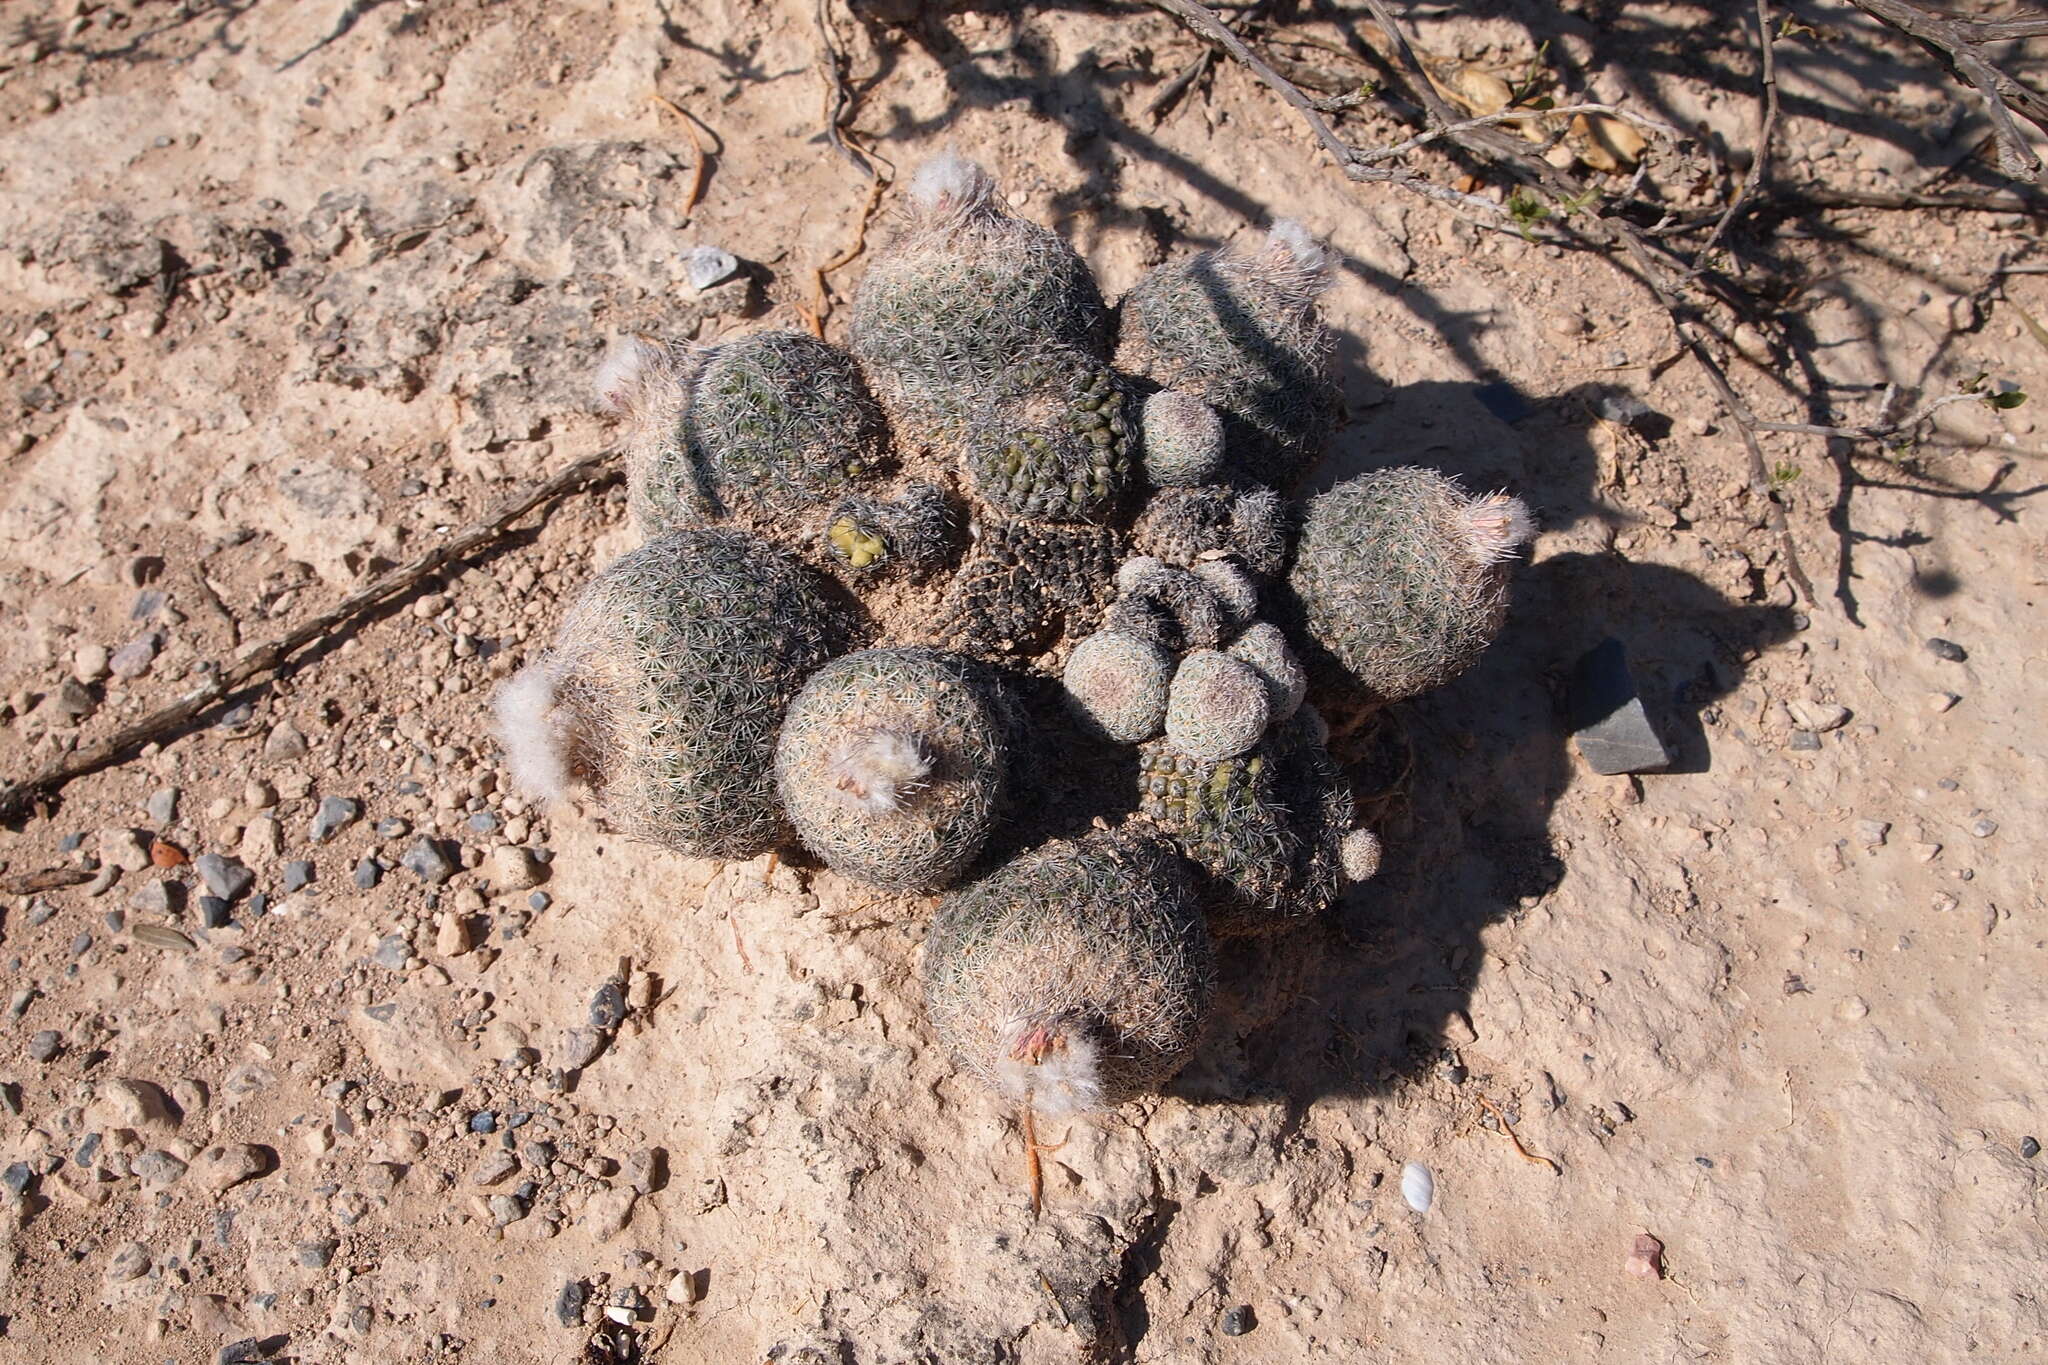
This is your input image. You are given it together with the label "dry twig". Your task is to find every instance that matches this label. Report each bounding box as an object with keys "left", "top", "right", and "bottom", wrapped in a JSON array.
[
  {"left": 1693, "top": 0, "right": 1781, "bottom": 271},
  {"left": 649, "top": 93, "right": 712, "bottom": 220},
  {"left": 1476, "top": 1093, "right": 1562, "bottom": 1174},
  {"left": 1154, "top": 0, "right": 1822, "bottom": 604},
  {"left": 1848, "top": 0, "right": 2048, "bottom": 182},
  {"left": 0, "top": 453, "right": 621, "bottom": 823}
]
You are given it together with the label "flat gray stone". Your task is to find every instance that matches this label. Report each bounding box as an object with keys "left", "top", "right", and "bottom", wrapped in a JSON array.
[
  {"left": 310, "top": 795, "right": 361, "bottom": 842},
  {"left": 193, "top": 853, "right": 253, "bottom": 901},
  {"left": 1569, "top": 638, "right": 1671, "bottom": 775}
]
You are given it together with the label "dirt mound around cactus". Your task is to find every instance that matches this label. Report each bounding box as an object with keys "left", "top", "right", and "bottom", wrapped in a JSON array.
[{"left": 1, "top": 2, "right": 2045, "bottom": 1364}]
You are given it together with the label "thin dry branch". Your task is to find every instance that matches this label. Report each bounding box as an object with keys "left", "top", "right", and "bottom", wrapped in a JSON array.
[
  {"left": 1154, "top": 0, "right": 1820, "bottom": 605},
  {"left": 1849, "top": 0, "right": 2048, "bottom": 182},
  {"left": 1752, "top": 388, "right": 1996, "bottom": 441},
  {"left": 0, "top": 453, "right": 621, "bottom": 823},
  {"left": 1693, "top": 0, "right": 1780, "bottom": 271}
]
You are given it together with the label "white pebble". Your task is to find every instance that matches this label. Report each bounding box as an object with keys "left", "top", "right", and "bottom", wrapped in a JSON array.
[{"left": 1401, "top": 1160, "right": 1434, "bottom": 1213}]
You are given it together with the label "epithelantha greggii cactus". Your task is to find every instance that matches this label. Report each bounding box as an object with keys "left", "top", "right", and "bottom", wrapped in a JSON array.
[
  {"left": 494, "top": 528, "right": 849, "bottom": 858},
  {"left": 922, "top": 826, "right": 1214, "bottom": 1117},
  {"left": 1287, "top": 467, "right": 1535, "bottom": 706},
  {"left": 775, "top": 648, "right": 1009, "bottom": 892}
]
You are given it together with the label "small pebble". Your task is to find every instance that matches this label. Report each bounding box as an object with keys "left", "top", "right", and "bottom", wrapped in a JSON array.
[
  {"left": 372, "top": 934, "right": 411, "bottom": 970},
  {"left": 2022, "top": 1137, "right": 2040, "bottom": 1160},
  {"left": 353, "top": 857, "right": 383, "bottom": 890},
  {"left": 27, "top": 1030, "right": 62, "bottom": 1063},
  {"left": 193, "top": 853, "right": 254, "bottom": 901},
  {"left": 1624, "top": 1233, "right": 1665, "bottom": 1281},
  {"left": 1970, "top": 818, "right": 1998, "bottom": 839},
  {"left": 146, "top": 787, "right": 180, "bottom": 825},
  {"left": 108, "top": 634, "right": 160, "bottom": 679},
  {"left": 263, "top": 721, "right": 309, "bottom": 760},
  {"left": 375, "top": 818, "right": 410, "bottom": 838},
  {"left": 105, "top": 1241, "right": 152, "bottom": 1282},
  {"left": 310, "top": 796, "right": 362, "bottom": 842},
  {"left": 1925, "top": 637, "right": 1967, "bottom": 662},
  {"left": 198, "top": 896, "right": 233, "bottom": 930},
  {"left": 469, "top": 1110, "right": 498, "bottom": 1134},
  {"left": 282, "top": 860, "right": 315, "bottom": 893},
  {"left": 529, "top": 891, "right": 552, "bottom": 912},
  {"left": 1927, "top": 692, "right": 1960, "bottom": 713},
  {"left": 1400, "top": 1160, "right": 1433, "bottom": 1212},
  {"left": 682, "top": 244, "right": 739, "bottom": 290},
  {"left": 1853, "top": 820, "right": 1890, "bottom": 847},
  {"left": 402, "top": 837, "right": 457, "bottom": 885},
  {"left": 1221, "top": 1305, "right": 1256, "bottom": 1336},
  {"left": 468, "top": 810, "right": 501, "bottom": 834}
]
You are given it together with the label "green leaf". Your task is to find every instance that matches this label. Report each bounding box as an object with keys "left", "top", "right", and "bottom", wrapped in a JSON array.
[{"left": 1990, "top": 390, "right": 2028, "bottom": 410}]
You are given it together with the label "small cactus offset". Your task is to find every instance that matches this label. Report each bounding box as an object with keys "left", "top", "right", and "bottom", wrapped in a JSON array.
[
  {"left": 497, "top": 529, "right": 850, "bottom": 858},
  {"left": 612, "top": 330, "right": 889, "bottom": 535},
  {"left": 1136, "top": 708, "right": 1355, "bottom": 935},
  {"left": 1116, "top": 223, "right": 1341, "bottom": 488},
  {"left": 962, "top": 364, "right": 1135, "bottom": 524},
  {"left": 1287, "top": 467, "right": 1535, "bottom": 706},
  {"left": 922, "top": 826, "right": 1214, "bottom": 1117},
  {"left": 776, "top": 648, "right": 1009, "bottom": 892},
  {"left": 505, "top": 152, "right": 1536, "bottom": 1134},
  {"left": 820, "top": 481, "right": 958, "bottom": 581}
]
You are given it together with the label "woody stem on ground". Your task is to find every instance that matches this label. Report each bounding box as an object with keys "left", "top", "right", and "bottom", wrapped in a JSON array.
[
  {"left": 0, "top": 452, "right": 622, "bottom": 824},
  {"left": 1153, "top": 0, "right": 1820, "bottom": 605},
  {"left": 1847, "top": 0, "right": 2048, "bottom": 182}
]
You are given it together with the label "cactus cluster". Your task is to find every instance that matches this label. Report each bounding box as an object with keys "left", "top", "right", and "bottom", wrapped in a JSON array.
[{"left": 496, "top": 153, "right": 1534, "bottom": 1128}]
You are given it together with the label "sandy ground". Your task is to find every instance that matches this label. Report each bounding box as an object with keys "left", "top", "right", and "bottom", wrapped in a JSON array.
[{"left": 0, "top": 0, "right": 2044, "bottom": 1361}]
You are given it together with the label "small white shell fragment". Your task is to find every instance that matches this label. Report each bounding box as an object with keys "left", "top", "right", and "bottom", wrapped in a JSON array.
[{"left": 1401, "top": 1160, "right": 1435, "bottom": 1213}]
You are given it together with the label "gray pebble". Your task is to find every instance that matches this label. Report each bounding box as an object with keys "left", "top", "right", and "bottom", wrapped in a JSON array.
[
  {"left": 1787, "top": 729, "right": 1822, "bottom": 751},
  {"left": 488, "top": 1193, "right": 528, "bottom": 1225},
  {"left": 197, "top": 897, "right": 232, "bottom": 930},
  {"left": 51, "top": 679, "right": 98, "bottom": 721},
  {"left": 2022, "top": 1136, "right": 2040, "bottom": 1159},
  {"left": 215, "top": 702, "right": 254, "bottom": 730},
  {"left": 132, "top": 1150, "right": 188, "bottom": 1186},
  {"left": 27, "top": 1030, "right": 61, "bottom": 1063},
  {"left": 529, "top": 891, "right": 551, "bottom": 912},
  {"left": 1925, "top": 637, "right": 1968, "bottom": 662},
  {"left": 401, "top": 837, "right": 457, "bottom": 885},
  {"left": 468, "top": 810, "right": 501, "bottom": 834},
  {"left": 375, "top": 818, "right": 410, "bottom": 838},
  {"left": 371, "top": 934, "right": 411, "bottom": 971},
  {"left": 263, "top": 720, "right": 308, "bottom": 760},
  {"left": 682, "top": 244, "right": 739, "bottom": 291},
  {"left": 295, "top": 1238, "right": 338, "bottom": 1268},
  {"left": 129, "top": 878, "right": 186, "bottom": 914},
  {"left": 193, "top": 853, "right": 254, "bottom": 901},
  {"left": 146, "top": 787, "right": 180, "bottom": 825},
  {"left": 218, "top": 1338, "right": 266, "bottom": 1365},
  {"left": 2, "top": 1162, "right": 33, "bottom": 1196},
  {"left": 310, "top": 795, "right": 362, "bottom": 843},
  {"left": 24, "top": 900, "right": 55, "bottom": 927},
  {"left": 1221, "top": 1305, "right": 1256, "bottom": 1336},
  {"left": 282, "top": 861, "right": 315, "bottom": 893},
  {"left": 353, "top": 857, "right": 383, "bottom": 890},
  {"left": 1971, "top": 818, "right": 1999, "bottom": 839},
  {"left": 108, "top": 634, "right": 160, "bottom": 680},
  {"left": 104, "top": 1240, "right": 152, "bottom": 1282}
]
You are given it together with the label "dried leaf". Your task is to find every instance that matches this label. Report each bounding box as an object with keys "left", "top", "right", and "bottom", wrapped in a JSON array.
[
  {"left": 132, "top": 924, "right": 195, "bottom": 952},
  {"left": 1572, "top": 113, "right": 1648, "bottom": 173},
  {"left": 150, "top": 839, "right": 189, "bottom": 868},
  {"left": 1433, "top": 65, "right": 1514, "bottom": 118}
]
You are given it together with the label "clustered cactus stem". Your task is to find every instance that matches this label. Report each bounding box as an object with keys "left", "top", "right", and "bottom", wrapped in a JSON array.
[{"left": 497, "top": 152, "right": 1537, "bottom": 1133}]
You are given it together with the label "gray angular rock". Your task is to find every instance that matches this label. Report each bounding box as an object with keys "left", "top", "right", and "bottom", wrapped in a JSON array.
[
  {"left": 1568, "top": 638, "right": 1670, "bottom": 775},
  {"left": 263, "top": 720, "right": 308, "bottom": 760},
  {"left": 310, "top": 795, "right": 361, "bottom": 842},
  {"left": 194, "top": 853, "right": 254, "bottom": 901},
  {"left": 401, "top": 837, "right": 457, "bottom": 885}
]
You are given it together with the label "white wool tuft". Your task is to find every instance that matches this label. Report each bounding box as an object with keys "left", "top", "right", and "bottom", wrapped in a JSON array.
[
  {"left": 994, "top": 1019, "right": 1105, "bottom": 1119},
  {"left": 1459, "top": 493, "right": 1538, "bottom": 565},
  {"left": 1260, "top": 219, "right": 1337, "bottom": 297},
  {"left": 826, "top": 728, "right": 933, "bottom": 814},
  {"left": 908, "top": 148, "right": 996, "bottom": 217},
  {"left": 1114, "top": 555, "right": 1172, "bottom": 596},
  {"left": 592, "top": 335, "right": 667, "bottom": 416},
  {"left": 494, "top": 664, "right": 573, "bottom": 803}
]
